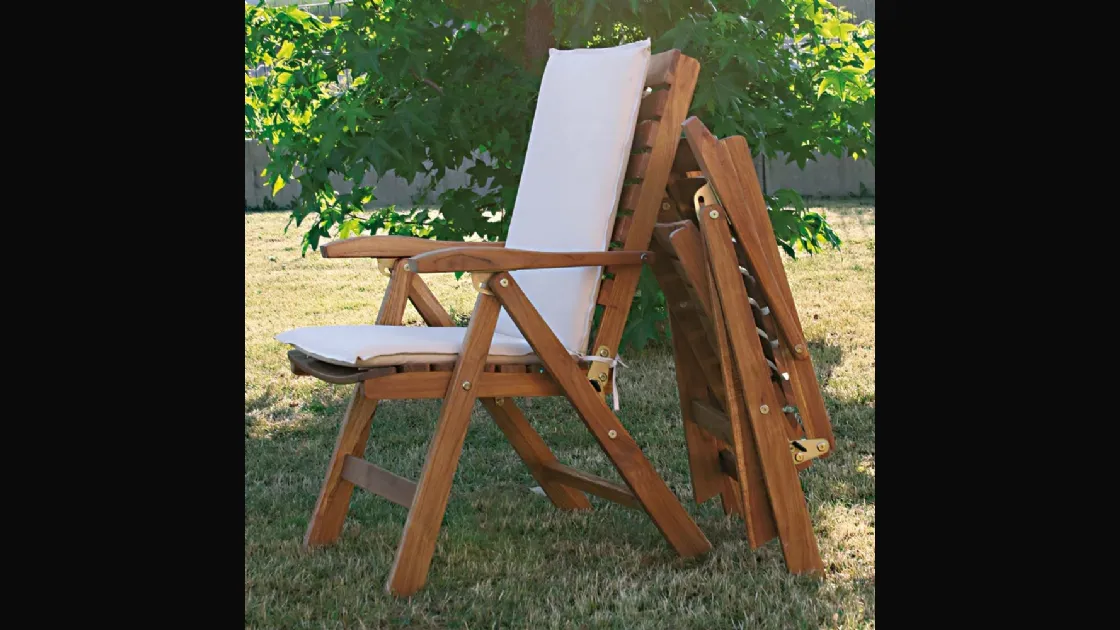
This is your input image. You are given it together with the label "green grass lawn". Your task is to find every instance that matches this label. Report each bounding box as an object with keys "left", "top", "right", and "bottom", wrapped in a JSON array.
[{"left": 245, "top": 202, "right": 875, "bottom": 629}]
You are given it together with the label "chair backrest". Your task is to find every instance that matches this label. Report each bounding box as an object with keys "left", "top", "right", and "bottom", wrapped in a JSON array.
[
  {"left": 495, "top": 40, "right": 651, "bottom": 354},
  {"left": 495, "top": 42, "right": 701, "bottom": 358}
]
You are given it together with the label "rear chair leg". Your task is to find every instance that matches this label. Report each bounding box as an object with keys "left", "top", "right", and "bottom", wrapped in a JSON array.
[
  {"left": 481, "top": 398, "right": 592, "bottom": 511},
  {"left": 304, "top": 382, "right": 380, "bottom": 548}
]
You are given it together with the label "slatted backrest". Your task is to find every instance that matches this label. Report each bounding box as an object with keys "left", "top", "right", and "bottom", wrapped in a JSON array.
[{"left": 588, "top": 49, "right": 701, "bottom": 358}]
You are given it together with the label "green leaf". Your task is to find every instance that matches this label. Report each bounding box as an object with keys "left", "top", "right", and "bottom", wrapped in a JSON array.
[{"left": 277, "top": 41, "right": 295, "bottom": 61}]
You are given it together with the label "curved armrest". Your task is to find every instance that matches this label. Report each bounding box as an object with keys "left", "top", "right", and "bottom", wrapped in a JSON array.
[
  {"left": 405, "top": 247, "right": 653, "bottom": 273},
  {"left": 320, "top": 235, "right": 505, "bottom": 259}
]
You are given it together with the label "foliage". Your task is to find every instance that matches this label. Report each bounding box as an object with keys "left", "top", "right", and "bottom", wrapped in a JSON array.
[{"left": 245, "top": 0, "right": 874, "bottom": 350}]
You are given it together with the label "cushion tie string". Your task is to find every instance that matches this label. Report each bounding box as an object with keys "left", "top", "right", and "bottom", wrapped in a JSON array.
[{"left": 580, "top": 354, "right": 629, "bottom": 411}]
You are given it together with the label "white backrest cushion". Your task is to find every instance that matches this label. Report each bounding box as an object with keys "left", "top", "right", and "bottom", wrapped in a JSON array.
[{"left": 494, "top": 39, "right": 651, "bottom": 355}]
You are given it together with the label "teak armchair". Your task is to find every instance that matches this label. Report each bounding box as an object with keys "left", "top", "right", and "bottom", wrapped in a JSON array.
[
  {"left": 277, "top": 42, "right": 709, "bottom": 596},
  {"left": 646, "top": 117, "right": 837, "bottom": 574}
]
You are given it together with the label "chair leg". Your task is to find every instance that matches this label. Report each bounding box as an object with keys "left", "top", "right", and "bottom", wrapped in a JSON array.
[
  {"left": 385, "top": 293, "right": 501, "bottom": 597},
  {"left": 304, "top": 382, "right": 380, "bottom": 548},
  {"left": 481, "top": 397, "right": 592, "bottom": 511}
]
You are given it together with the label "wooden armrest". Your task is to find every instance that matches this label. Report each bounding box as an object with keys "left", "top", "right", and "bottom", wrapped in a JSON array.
[
  {"left": 405, "top": 247, "right": 653, "bottom": 274},
  {"left": 320, "top": 235, "right": 505, "bottom": 259}
]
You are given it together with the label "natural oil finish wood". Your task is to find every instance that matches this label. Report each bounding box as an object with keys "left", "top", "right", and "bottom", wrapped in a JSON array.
[
  {"left": 386, "top": 293, "right": 502, "bottom": 596},
  {"left": 406, "top": 247, "right": 652, "bottom": 274},
  {"left": 490, "top": 271, "right": 711, "bottom": 558},
  {"left": 321, "top": 234, "right": 504, "bottom": 258}
]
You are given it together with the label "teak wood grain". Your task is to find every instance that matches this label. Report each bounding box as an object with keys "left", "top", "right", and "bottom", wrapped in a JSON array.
[
  {"left": 406, "top": 248, "right": 652, "bottom": 274},
  {"left": 670, "top": 311, "right": 727, "bottom": 506},
  {"left": 386, "top": 293, "right": 501, "bottom": 596},
  {"left": 490, "top": 271, "right": 710, "bottom": 558},
  {"left": 720, "top": 135, "right": 834, "bottom": 451},
  {"left": 321, "top": 235, "right": 504, "bottom": 258},
  {"left": 698, "top": 203, "right": 822, "bottom": 574},
  {"left": 682, "top": 117, "right": 809, "bottom": 362}
]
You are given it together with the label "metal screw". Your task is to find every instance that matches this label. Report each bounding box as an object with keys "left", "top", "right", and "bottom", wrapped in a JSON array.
[
  {"left": 794, "top": 452, "right": 804, "bottom": 463},
  {"left": 598, "top": 347, "right": 610, "bottom": 358},
  {"left": 608, "top": 429, "right": 618, "bottom": 439},
  {"left": 462, "top": 381, "right": 472, "bottom": 391},
  {"left": 499, "top": 278, "right": 509, "bottom": 287},
  {"left": 597, "top": 372, "right": 608, "bottom": 383},
  {"left": 708, "top": 210, "right": 719, "bottom": 219},
  {"left": 679, "top": 301, "right": 689, "bottom": 309},
  {"left": 816, "top": 442, "right": 828, "bottom": 453},
  {"left": 662, "top": 202, "right": 671, "bottom": 210},
  {"left": 495, "top": 397, "right": 505, "bottom": 406},
  {"left": 402, "top": 263, "right": 411, "bottom": 272},
  {"left": 760, "top": 404, "right": 770, "bottom": 414},
  {"left": 794, "top": 344, "right": 805, "bottom": 354}
]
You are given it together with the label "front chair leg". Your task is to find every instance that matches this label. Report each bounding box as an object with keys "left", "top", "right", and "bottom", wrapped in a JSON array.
[{"left": 385, "top": 292, "right": 501, "bottom": 596}]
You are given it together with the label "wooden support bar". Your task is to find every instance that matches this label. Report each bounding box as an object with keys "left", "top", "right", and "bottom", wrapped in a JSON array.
[
  {"left": 364, "top": 371, "right": 565, "bottom": 400},
  {"left": 341, "top": 455, "right": 417, "bottom": 509},
  {"left": 691, "top": 400, "right": 733, "bottom": 444},
  {"left": 542, "top": 462, "right": 642, "bottom": 510}
]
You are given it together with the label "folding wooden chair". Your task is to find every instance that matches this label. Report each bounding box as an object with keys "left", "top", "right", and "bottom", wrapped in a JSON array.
[
  {"left": 276, "top": 42, "right": 711, "bottom": 596},
  {"left": 646, "top": 117, "right": 837, "bottom": 575}
]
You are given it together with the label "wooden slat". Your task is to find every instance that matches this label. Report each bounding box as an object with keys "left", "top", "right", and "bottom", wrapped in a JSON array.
[
  {"left": 631, "top": 120, "right": 659, "bottom": 151},
  {"left": 590, "top": 53, "right": 701, "bottom": 361},
  {"left": 407, "top": 247, "right": 651, "bottom": 274},
  {"left": 698, "top": 196, "right": 821, "bottom": 574},
  {"left": 497, "top": 364, "right": 527, "bottom": 374},
  {"left": 706, "top": 261, "right": 777, "bottom": 550},
  {"left": 595, "top": 279, "right": 615, "bottom": 306},
  {"left": 341, "top": 455, "right": 417, "bottom": 508},
  {"left": 638, "top": 90, "right": 670, "bottom": 120},
  {"left": 400, "top": 363, "right": 431, "bottom": 373},
  {"left": 625, "top": 152, "right": 652, "bottom": 180},
  {"left": 671, "top": 312, "right": 730, "bottom": 506},
  {"left": 322, "top": 235, "right": 504, "bottom": 258},
  {"left": 683, "top": 117, "right": 809, "bottom": 362},
  {"left": 363, "top": 371, "right": 565, "bottom": 400},
  {"left": 612, "top": 215, "right": 633, "bottom": 242},
  {"left": 387, "top": 293, "right": 501, "bottom": 596},
  {"left": 672, "top": 137, "right": 700, "bottom": 173},
  {"left": 691, "top": 400, "right": 733, "bottom": 444},
  {"left": 645, "top": 49, "right": 681, "bottom": 86},
  {"left": 721, "top": 135, "right": 834, "bottom": 451},
  {"left": 618, "top": 184, "right": 640, "bottom": 212},
  {"left": 490, "top": 271, "right": 711, "bottom": 557},
  {"left": 542, "top": 462, "right": 641, "bottom": 510}
]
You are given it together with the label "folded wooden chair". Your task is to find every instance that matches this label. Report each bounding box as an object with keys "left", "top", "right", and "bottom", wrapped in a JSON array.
[
  {"left": 276, "top": 42, "right": 711, "bottom": 596},
  {"left": 645, "top": 117, "right": 837, "bottom": 574}
]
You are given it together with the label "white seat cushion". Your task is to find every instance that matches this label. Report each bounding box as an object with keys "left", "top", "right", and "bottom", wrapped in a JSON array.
[
  {"left": 276, "top": 325, "right": 538, "bottom": 369},
  {"left": 495, "top": 39, "right": 651, "bottom": 354}
]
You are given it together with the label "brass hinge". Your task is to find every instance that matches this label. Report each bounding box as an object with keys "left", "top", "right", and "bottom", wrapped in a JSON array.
[
  {"left": 470, "top": 272, "right": 494, "bottom": 295},
  {"left": 790, "top": 438, "right": 830, "bottom": 463},
  {"left": 376, "top": 258, "right": 399, "bottom": 276},
  {"left": 586, "top": 346, "right": 612, "bottom": 398}
]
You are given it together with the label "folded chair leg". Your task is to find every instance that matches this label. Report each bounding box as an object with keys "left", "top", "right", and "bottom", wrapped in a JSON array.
[
  {"left": 490, "top": 272, "right": 711, "bottom": 558},
  {"left": 481, "top": 397, "right": 592, "bottom": 511},
  {"left": 304, "top": 383, "right": 380, "bottom": 547},
  {"left": 386, "top": 293, "right": 501, "bottom": 597}
]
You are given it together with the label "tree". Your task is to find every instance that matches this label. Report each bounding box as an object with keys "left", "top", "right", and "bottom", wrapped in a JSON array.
[{"left": 245, "top": 0, "right": 874, "bottom": 350}]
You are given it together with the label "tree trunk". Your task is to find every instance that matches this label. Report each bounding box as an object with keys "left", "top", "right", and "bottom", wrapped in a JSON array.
[{"left": 524, "top": 0, "right": 555, "bottom": 71}]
